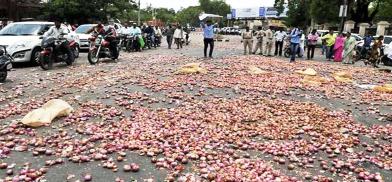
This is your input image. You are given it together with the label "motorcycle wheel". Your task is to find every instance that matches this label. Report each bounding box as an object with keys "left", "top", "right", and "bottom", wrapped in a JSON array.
[
  {"left": 73, "top": 46, "right": 80, "bottom": 58},
  {"left": 39, "top": 54, "right": 52, "bottom": 70},
  {"left": 0, "top": 68, "right": 6, "bottom": 82},
  {"left": 382, "top": 55, "right": 392, "bottom": 66},
  {"left": 88, "top": 50, "right": 99, "bottom": 65},
  {"left": 284, "top": 49, "right": 290, "bottom": 58},
  {"left": 65, "top": 51, "right": 75, "bottom": 66}
]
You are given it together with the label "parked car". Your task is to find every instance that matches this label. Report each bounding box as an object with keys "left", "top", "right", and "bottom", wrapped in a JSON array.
[
  {"left": 0, "top": 21, "right": 80, "bottom": 64},
  {"left": 382, "top": 41, "right": 392, "bottom": 66},
  {"left": 75, "top": 24, "right": 97, "bottom": 51}
]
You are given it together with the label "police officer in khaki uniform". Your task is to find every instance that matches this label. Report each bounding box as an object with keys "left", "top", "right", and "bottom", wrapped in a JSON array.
[
  {"left": 241, "top": 26, "right": 253, "bottom": 55},
  {"left": 264, "top": 27, "right": 274, "bottom": 56},
  {"left": 253, "top": 26, "right": 265, "bottom": 55}
]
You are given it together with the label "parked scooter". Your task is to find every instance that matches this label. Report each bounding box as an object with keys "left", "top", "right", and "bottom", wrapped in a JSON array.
[
  {"left": 0, "top": 45, "right": 13, "bottom": 82},
  {"left": 39, "top": 35, "right": 77, "bottom": 70}
]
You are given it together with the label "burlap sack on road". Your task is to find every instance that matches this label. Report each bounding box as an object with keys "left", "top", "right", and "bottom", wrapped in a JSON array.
[
  {"left": 175, "top": 63, "right": 207, "bottom": 75},
  {"left": 333, "top": 71, "right": 353, "bottom": 83},
  {"left": 295, "top": 68, "right": 318, "bottom": 76},
  {"left": 301, "top": 75, "right": 329, "bottom": 85},
  {"left": 21, "top": 99, "right": 74, "bottom": 127},
  {"left": 373, "top": 84, "right": 392, "bottom": 93},
  {"left": 248, "top": 66, "right": 270, "bottom": 75}
]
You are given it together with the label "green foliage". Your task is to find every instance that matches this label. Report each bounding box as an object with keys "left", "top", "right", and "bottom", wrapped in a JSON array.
[
  {"left": 310, "top": 0, "right": 340, "bottom": 24},
  {"left": 199, "top": 0, "right": 230, "bottom": 16},
  {"left": 274, "top": 0, "right": 386, "bottom": 28},
  {"left": 43, "top": 0, "right": 137, "bottom": 24},
  {"left": 176, "top": 6, "right": 203, "bottom": 26},
  {"left": 374, "top": 0, "right": 392, "bottom": 21}
]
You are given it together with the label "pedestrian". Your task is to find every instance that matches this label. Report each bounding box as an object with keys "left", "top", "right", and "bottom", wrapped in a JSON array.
[
  {"left": 307, "top": 29, "right": 319, "bottom": 60},
  {"left": 274, "top": 27, "right": 287, "bottom": 56},
  {"left": 264, "top": 27, "right": 273, "bottom": 56},
  {"left": 361, "top": 33, "right": 373, "bottom": 58},
  {"left": 154, "top": 26, "right": 162, "bottom": 45},
  {"left": 289, "top": 27, "right": 302, "bottom": 62},
  {"left": 173, "top": 25, "right": 183, "bottom": 49},
  {"left": 252, "top": 26, "right": 264, "bottom": 55},
  {"left": 165, "top": 25, "right": 175, "bottom": 49},
  {"left": 333, "top": 32, "right": 346, "bottom": 62},
  {"left": 343, "top": 32, "right": 357, "bottom": 64},
  {"left": 321, "top": 39, "right": 326, "bottom": 55},
  {"left": 368, "top": 36, "right": 384, "bottom": 67},
  {"left": 201, "top": 19, "right": 215, "bottom": 58},
  {"left": 299, "top": 33, "right": 305, "bottom": 57},
  {"left": 322, "top": 29, "right": 336, "bottom": 61},
  {"left": 241, "top": 27, "right": 253, "bottom": 55}
]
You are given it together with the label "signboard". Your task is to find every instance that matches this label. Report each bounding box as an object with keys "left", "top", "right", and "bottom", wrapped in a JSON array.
[
  {"left": 227, "top": 13, "right": 232, "bottom": 20},
  {"left": 339, "top": 5, "right": 348, "bottom": 17},
  {"left": 230, "top": 6, "right": 288, "bottom": 19},
  {"left": 232, "top": 8, "right": 261, "bottom": 18},
  {"left": 265, "top": 7, "right": 278, "bottom": 18}
]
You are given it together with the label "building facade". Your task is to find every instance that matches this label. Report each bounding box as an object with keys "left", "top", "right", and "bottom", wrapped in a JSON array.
[{"left": 0, "top": 0, "right": 43, "bottom": 21}]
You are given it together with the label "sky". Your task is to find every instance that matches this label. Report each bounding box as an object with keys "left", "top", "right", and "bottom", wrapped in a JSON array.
[{"left": 140, "top": 0, "right": 275, "bottom": 11}]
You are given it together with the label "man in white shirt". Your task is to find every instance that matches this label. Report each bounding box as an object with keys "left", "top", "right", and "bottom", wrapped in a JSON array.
[
  {"left": 154, "top": 26, "right": 162, "bottom": 45},
  {"left": 43, "top": 20, "right": 73, "bottom": 60},
  {"left": 274, "top": 28, "right": 287, "bottom": 56},
  {"left": 44, "top": 20, "right": 67, "bottom": 39},
  {"left": 119, "top": 23, "right": 132, "bottom": 35}
]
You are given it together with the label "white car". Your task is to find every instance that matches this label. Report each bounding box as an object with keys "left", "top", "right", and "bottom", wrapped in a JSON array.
[
  {"left": 75, "top": 24, "right": 97, "bottom": 50},
  {"left": 0, "top": 21, "right": 80, "bottom": 64}
]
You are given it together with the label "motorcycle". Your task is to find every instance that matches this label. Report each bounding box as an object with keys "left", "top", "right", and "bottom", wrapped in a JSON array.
[
  {"left": 39, "top": 35, "right": 77, "bottom": 70},
  {"left": 284, "top": 44, "right": 303, "bottom": 58},
  {"left": 125, "top": 35, "right": 141, "bottom": 52},
  {"left": 88, "top": 33, "right": 119, "bottom": 65},
  {"left": 0, "top": 45, "right": 13, "bottom": 82},
  {"left": 355, "top": 46, "right": 371, "bottom": 63}
]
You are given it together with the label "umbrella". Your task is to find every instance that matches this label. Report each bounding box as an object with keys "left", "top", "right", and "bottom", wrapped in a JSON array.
[{"left": 199, "top": 13, "right": 223, "bottom": 21}]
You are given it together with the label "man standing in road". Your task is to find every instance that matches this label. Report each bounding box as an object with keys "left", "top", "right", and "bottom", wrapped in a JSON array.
[
  {"left": 289, "top": 27, "right": 302, "bottom": 62},
  {"left": 322, "top": 29, "right": 336, "bottom": 61},
  {"left": 201, "top": 19, "right": 215, "bottom": 58},
  {"left": 264, "top": 27, "right": 274, "bottom": 56},
  {"left": 274, "top": 28, "right": 287, "bottom": 56},
  {"left": 253, "top": 26, "right": 264, "bottom": 55},
  {"left": 165, "top": 24, "right": 175, "bottom": 49},
  {"left": 241, "top": 26, "right": 253, "bottom": 55}
]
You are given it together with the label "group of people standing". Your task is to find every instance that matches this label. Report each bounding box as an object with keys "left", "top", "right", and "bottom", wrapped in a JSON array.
[
  {"left": 165, "top": 24, "right": 190, "bottom": 49},
  {"left": 321, "top": 29, "right": 356, "bottom": 64},
  {"left": 241, "top": 26, "right": 284, "bottom": 57}
]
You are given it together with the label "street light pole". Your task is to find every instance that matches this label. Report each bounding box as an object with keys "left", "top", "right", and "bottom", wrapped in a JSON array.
[
  {"left": 339, "top": 0, "right": 348, "bottom": 32},
  {"left": 137, "top": 0, "right": 141, "bottom": 26}
]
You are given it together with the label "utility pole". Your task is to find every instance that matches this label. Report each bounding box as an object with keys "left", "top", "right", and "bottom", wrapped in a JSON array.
[
  {"left": 339, "top": 0, "right": 348, "bottom": 32},
  {"left": 137, "top": 0, "right": 141, "bottom": 26}
]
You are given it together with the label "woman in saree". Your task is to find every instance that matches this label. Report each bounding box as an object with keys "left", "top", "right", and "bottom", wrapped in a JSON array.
[
  {"left": 343, "top": 32, "right": 356, "bottom": 64},
  {"left": 333, "top": 32, "right": 346, "bottom": 62}
]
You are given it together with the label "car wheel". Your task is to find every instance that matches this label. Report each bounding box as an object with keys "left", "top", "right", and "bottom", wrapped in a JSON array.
[{"left": 31, "top": 48, "right": 41, "bottom": 65}]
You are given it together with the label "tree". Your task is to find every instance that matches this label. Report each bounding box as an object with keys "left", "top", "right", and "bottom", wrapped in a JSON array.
[
  {"left": 374, "top": 0, "right": 392, "bottom": 21},
  {"left": 275, "top": 0, "right": 311, "bottom": 28},
  {"left": 176, "top": 6, "right": 203, "bottom": 26},
  {"left": 275, "top": 0, "right": 386, "bottom": 27},
  {"left": 310, "top": 0, "right": 340, "bottom": 25},
  {"left": 154, "top": 8, "right": 176, "bottom": 23},
  {"left": 42, "top": 0, "right": 137, "bottom": 24},
  {"left": 199, "top": 0, "right": 230, "bottom": 16}
]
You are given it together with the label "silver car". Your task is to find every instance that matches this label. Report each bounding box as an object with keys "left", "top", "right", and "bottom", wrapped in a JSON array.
[{"left": 0, "top": 21, "right": 80, "bottom": 64}]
